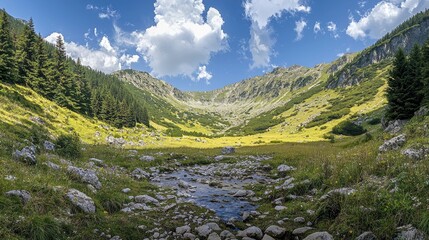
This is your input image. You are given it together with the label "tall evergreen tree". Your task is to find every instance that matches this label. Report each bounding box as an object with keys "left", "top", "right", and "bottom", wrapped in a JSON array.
[
  {"left": 15, "top": 18, "right": 37, "bottom": 85},
  {"left": 422, "top": 40, "right": 429, "bottom": 106},
  {"left": 34, "top": 35, "right": 56, "bottom": 97},
  {"left": 0, "top": 10, "right": 17, "bottom": 83},
  {"left": 406, "top": 44, "right": 424, "bottom": 110},
  {"left": 386, "top": 48, "right": 409, "bottom": 120}
]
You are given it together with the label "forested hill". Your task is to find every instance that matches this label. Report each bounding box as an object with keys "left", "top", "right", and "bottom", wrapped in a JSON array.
[{"left": 0, "top": 10, "right": 150, "bottom": 129}]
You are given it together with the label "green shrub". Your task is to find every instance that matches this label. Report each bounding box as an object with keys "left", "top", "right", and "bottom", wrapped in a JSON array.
[
  {"left": 55, "top": 133, "right": 81, "bottom": 158},
  {"left": 368, "top": 118, "right": 381, "bottom": 125},
  {"left": 332, "top": 121, "right": 366, "bottom": 136}
]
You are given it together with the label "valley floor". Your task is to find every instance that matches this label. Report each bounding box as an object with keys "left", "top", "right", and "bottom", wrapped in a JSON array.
[{"left": 1, "top": 113, "right": 429, "bottom": 240}]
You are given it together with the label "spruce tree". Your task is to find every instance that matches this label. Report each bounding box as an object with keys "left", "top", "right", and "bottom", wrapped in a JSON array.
[
  {"left": 15, "top": 18, "right": 37, "bottom": 85},
  {"left": 386, "top": 48, "right": 409, "bottom": 120},
  {"left": 422, "top": 40, "right": 429, "bottom": 106},
  {"left": 406, "top": 44, "right": 424, "bottom": 111},
  {"left": 34, "top": 35, "right": 56, "bottom": 97},
  {"left": 0, "top": 10, "right": 17, "bottom": 83}
]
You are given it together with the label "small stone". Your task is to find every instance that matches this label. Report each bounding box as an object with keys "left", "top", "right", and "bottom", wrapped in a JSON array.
[
  {"left": 122, "top": 188, "right": 131, "bottom": 193},
  {"left": 220, "top": 230, "right": 235, "bottom": 239},
  {"left": 139, "top": 155, "right": 155, "bottom": 162},
  {"left": 43, "top": 141, "right": 55, "bottom": 151},
  {"left": 303, "top": 232, "right": 334, "bottom": 240},
  {"left": 12, "top": 146, "right": 37, "bottom": 165},
  {"left": 233, "top": 190, "right": 248, "bottom": 197},
  {"left": 221, "top": 146, "right": 235, "bottom": 155},
  {"left": 277, "top": 164, "right": 296, "bottom": 173},
  {"left": 262, "top": 235, "right": 275, "bottom": 240},
  {"left": 196, "top": 225, "right": 212, "bottom": 237},
  {"left": 134, "top": 195, "right": 160, "bottom": 206},
  {"left": 356, "top": 231, "right": 377, "bottom": 240},
  {"left": 294, "top": 217, "right": 305, "bottom": 223},
  {"left": 293, "top": 227, "right": 314, "bottom": 235},
  {"left": 46, "top": 161, "right": 61, "bottom": 170},
  {"left": 275, "top": 206, "right": 287, "bottom": 211},
  {"left": 243, "top": 226, "right": 263, "bottom": 239},
  {"left": 379, "top": 134, "right": 406, "bottom": 153},
  {"left": 183, "top": 232, "right": 196, "bottom": 240},
  {"left": 265, "top": 225, "right": 286, "bottom": 238},
  {"left": 207, "top": 222, "right": 221, "bottom": 231},
  {"left": 5, "top": 190, "right": 31, "bottom": 204},
  {"left": 67, "top": 166, "right": 102, "bottom": 189}
]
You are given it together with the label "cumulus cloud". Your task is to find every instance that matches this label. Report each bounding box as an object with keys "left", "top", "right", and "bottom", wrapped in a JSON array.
[
  {"left": 327, "top": 21, "right": 339, "bottom": 38},
  {"left": 347, "top": 0, "right": 429, "bottom": 40},
  {"left": 294, "top": 20, "right": 307, "bottom": 40},
  {"left": 314, "top": 21, "right": 321, "bottom": 33},
  {"left": 244, "top": 0, "right": 310, "bottom": 68},
  {"left": 45, "top": 32, "right": 139, "bottom": 73},
  {"left": 197, "top": 65, "right": 213, "bottom": 84},
  {"left": 126, "top": 0, "right": 227, "bottom": 79}
]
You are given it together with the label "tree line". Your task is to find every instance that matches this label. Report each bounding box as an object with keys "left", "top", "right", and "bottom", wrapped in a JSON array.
[
  {"left": 387, "top": 41, "right": 429, "bottom": 120},
  {"left": 0, "top": 10, "right": 149, "bottom": 128}
]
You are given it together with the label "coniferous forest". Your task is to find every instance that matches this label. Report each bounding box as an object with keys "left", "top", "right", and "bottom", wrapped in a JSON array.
[
  {"left": 386, "top": 42, "right": 429, "bottom": 121},
  {"left": 0, "top": 10, "right": 150, "bottom": 128}
]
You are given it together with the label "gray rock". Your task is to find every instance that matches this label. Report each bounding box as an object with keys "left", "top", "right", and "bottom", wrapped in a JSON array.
[
  {"left": 176, "top": 225, "right": 191, "bottom": 235},
  {"left": 207, "top": 222, "right": 221, "bottom": 231},
  {"left": 275, "top": 206, "right": 287, "bottom": 211},
  {"left": 265, "top": 225, "right": 286, "bottom": 238},
  {"left": 303, "top": 232, "right": 334, "bottom": 240},
  {"left": 89, "top": 158, "right": 104, "bottom": 166},
  {"left": 43, "top": 141, "right": 55, "bottom": 151},
  {"left": 356, "top": 231, "right": 377, "bottom": 240},
  {"left": 46, "top": 161, "right": 61, "bottom": 170},
  {"left": 66, "top": 189, "right": 95, "bottom": 213},
  {"left": 401, "top": 148, "right": 428, "bottom": 160},
  {"left": 131, "top": 168, "right": 150, "bottom": 180},
  {"left": 384, "top": 120, "right": 408, "bottom": 134},
  {"left": 243, "top": 226, "right": 263, "bottom": 239},
  {"left": 242, "top": 211, "right": 251, "bottom": 221},
  {"left": 220, "top": 230, "right": 235, "bottom": 238},
  {"left": 221, "top": 147, "right": 235, "bottom": 155},
  {"left": 67, "top": 166, "right": 102, "bottom": 189},
  {"left": 207, "top": 232, "right": 221, "bottom": 240},
  {"left": 293, "top": 227, "right": 314, "bottom": 235},
  {"left": 196, "top": 225, "right": 212, "bottom": 237},
  {"left": 262, "top": 235, "right": 275, "bottom": 240},
  {"left": 106, "top": 135, "right": 126, "bottom": 146},
  {"left": 379, "top": 134, "right": 407, "bottom": 153},
  {"left": 139, "top": 155, "right": 155, "bottom": 162},
  {"left": 394, "top": 225, "right": 427, "bottom": 240},
  {"left": 277, "top": 164, "right": 296, "bottom": 173},
  {"left": 415, "top": 106, "right": 429, "bottom": 117},
  {"left": 320, "top": 187, "right": 356, "bottom": 200},
  {"left": 179, "top": 180, "right": 192, "bottom": 189},
  {"left": 134, "top": 195, "right": 160, "bottom": 206},
  {"left": 13, "top": 146, "right": 37, "bottom": 165},
  {"left": 294, "top": 217, "right": 306, "bottom": 223},
  {"left": 183, "top": 232, "right": 196, "bottom": 240},
  {"left": 5, "top": 190, "right": 31, "bottom": 204},
  {"left": 122, "top": 188, "right": 131, "bottom": 193},
  {"left": 233, "top": 190, "right": 248, "bottom": 197}
]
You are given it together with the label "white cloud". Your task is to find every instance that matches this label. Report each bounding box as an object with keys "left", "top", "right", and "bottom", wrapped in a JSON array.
[
  {"left": 197, "top": 65, "right": 213, "bottom": 84},
  {"left": 327, "top": 21, "right": 339, "bottom": 38},
  {"left": 45, "top": 32, "right": 139, "bottom": 73},
  {"left": 314, "top": 21, "right": 321, "bottom": 33},
  {"left": 347, "top": 0, "right": 429, "bottom": 40},
  {"left": 94, "top": 28, "right": 98, "bottom": 37},
  {"left": 127, "top": 0, "right": 227, "bottom": 78},
  {"left": 244, "top": 0, "right": 310, "bottom": 68},
  {"left": 86, "top": 5, "right": 119, "bottom": 20},
  {"left": 294, "top": 20, "right": 307, "bottom": 40}
]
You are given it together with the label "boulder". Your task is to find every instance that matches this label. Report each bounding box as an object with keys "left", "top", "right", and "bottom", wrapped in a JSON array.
[
  {"left": 243, "top": 226, "right": 263, "bottom": 239},
  {"left": 401, "top": 148, "right": 428, "bottom": 160},
  {"left": 183, "top": 233, "right": 196, "bottom": 240},
  {"left": 134, "top": 195, "right": 160, "bottom": 206},
  {"left": 277, "top": 164, "right": 296, "bottom": 173},
  {"left": 379, "top": 134, "right": 407, "bottom": 153},
  {"left": 196, "top": 225, "right": 212, "bottom": 237},
  {"left": 262, "top": 235, "right": 275, "bottom": 240},
  {"left": 394, "top": 225, "right": 427, "bottom": 240},
  {"left": 5, "top": 190, "right": 31, "bottom": 204},
  {"left": 176, "top": 225, "right": 191, "bottom": 235},
  {"left": 131, "top": 168, "right": 150, "bottom": 180},
  {"left": 294, "top": 217, "right": 305, "bottom": 223},
  {"left": 265, "top": 225, "right": 286, "bottom": 238},
  {"left": 66, "top": 189, "right": 95, "bottom": 213},
  {"left": 67, "top": 166, "right": 102, "bottom": 189},
  {"left": 356, "top": 231, "right": 377, "bottom": 240},
  {"left": 415, "top": 106, "right": 429, "bottom": 117},
  {"left": 220, "top": 230, "right": 235, "bottom": 239},
  {"left": 384, "top": 120, "right": 408, "bottom": 134},
  {"left": 221, "top": 146, "right": 235, "bottom": 155},
  {"left": 46, "top": 161, "right": 61, "bottom": 170},
  {"left": 207, "top": 222, "right": 221, "bottom": 231},
  {"left": 43, "top": 141, "right": 55, "bottom": 151},
  {"left": 13, "top": 146, "right": 37, "bottom": 165},
  {"left": 303, "top": 232, "right": 334, "bottom": 240},
  {"left": 207, "top": 232, "right": 221, "bottom": 240}
]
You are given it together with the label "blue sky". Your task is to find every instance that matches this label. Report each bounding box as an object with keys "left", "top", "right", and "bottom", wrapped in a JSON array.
[{"left": 1, "top": 0, "right": 428, "bottom": 91}]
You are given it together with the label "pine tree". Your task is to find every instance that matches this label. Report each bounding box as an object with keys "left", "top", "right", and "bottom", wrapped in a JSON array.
[
  {"left": 74, "top": 59, "right": 91, "bottom": 115},
  {"left": 141, "top": 107, "right": 150, "bottom": 127},
  {"left": 15, "top": 18, "right": 37, "bottom": 85},
  {"left": 386, "top": 48, "right": 409, "bottom": 120},
  {"left": 90, "top": 90, "right": 102, "bottom": 118},
  {"left": 422, "top": 40, "right": 429, "bottom": 106},
  {"left": 34, "top": 35, "right": 56, "bottom": 97},
  {"left": 0, "top": 10, "right": 17, "bottom": 83},
  {"left": 406, "top": 44, "right": 424, "bottom": 111}
]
